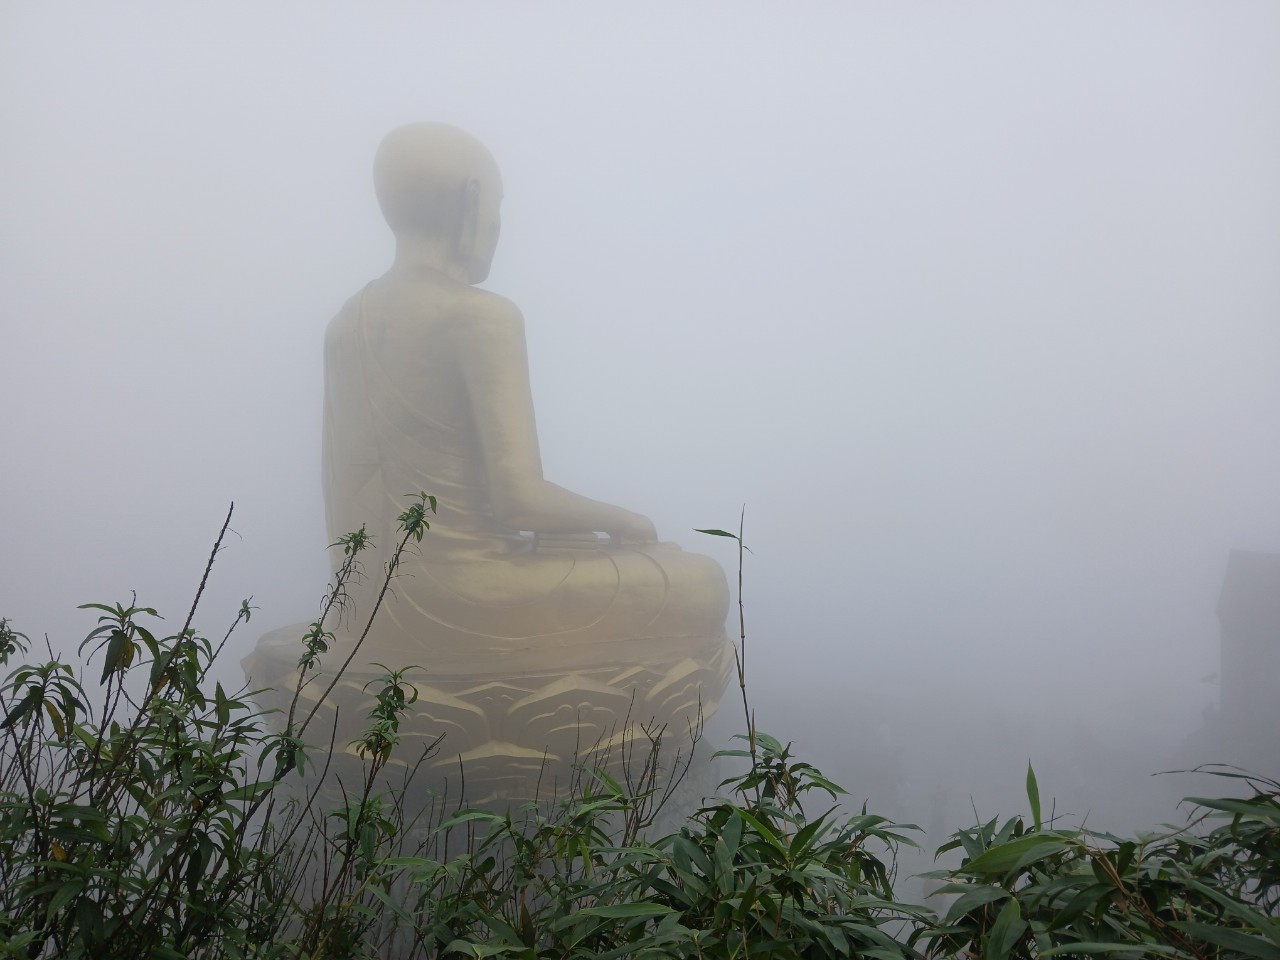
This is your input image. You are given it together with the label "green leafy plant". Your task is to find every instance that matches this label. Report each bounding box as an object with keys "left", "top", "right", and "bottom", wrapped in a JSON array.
[
  {"left": 914, "top": 763, "right": 1280, "bottom": 960},
  {"left": 3, "top": 496, "right": 1278, "bottom": 959},
  {"left": 0, "top": 496, "right": 443, "bottom": 959}
]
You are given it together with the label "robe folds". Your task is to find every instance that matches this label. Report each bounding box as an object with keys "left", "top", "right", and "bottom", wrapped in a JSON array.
[{"left": 320, "top": 284, "right": 729, "bottom": 669}]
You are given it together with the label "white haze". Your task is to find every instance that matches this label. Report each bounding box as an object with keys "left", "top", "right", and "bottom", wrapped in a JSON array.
[{"left": 3, "top": 3, "right": 1279, "bottom": 859}]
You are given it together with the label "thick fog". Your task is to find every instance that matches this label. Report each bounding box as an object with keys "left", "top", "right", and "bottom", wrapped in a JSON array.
[{"left": 4, "top": 4, "right": 1279, "bottom": 857}]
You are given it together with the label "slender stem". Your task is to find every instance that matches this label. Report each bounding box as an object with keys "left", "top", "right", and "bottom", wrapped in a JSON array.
[
  {"left": 295, "top": 528, "right": 415, "bottom": 742},
  {"left": 733, "top": 506, "right": 757, "bottom": 781}
]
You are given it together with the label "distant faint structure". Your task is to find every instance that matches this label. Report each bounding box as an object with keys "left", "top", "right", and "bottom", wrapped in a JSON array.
[
  {"left": 1213, "top": 550, "right": 1280, "bottom": 772},
  {"left": 242, "top": 123, "right": 731, "bottom": 805}
]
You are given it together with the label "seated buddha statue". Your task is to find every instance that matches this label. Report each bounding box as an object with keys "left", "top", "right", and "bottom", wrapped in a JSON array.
[
  {"left": 320, "top": 122, "right": 729, "bottom": 669},
  {"left": 246, "top": 123, "right": 730, "bottom": 801}
]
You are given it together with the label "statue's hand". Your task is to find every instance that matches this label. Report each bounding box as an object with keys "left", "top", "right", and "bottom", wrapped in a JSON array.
[{"left": 609, "top": 511, "right": 658, "bottom": 543}]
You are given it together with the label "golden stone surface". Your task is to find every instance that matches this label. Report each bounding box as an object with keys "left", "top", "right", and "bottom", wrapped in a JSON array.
[{"left": 243, "top": 123, "right": 731, "bottom": 803}]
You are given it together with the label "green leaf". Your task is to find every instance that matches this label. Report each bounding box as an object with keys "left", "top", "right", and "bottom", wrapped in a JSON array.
[
  {"left": 45, "top": 878, "right": 85, "bottom": 918},
  {"left": 365, "top": 883, "right": 412, "bottom": 924},
  {"left": 1113, "top": 840, "right": 1136, "bottom": 876},
  {"left": 1175, "top": 871, "right": 1280, "bottom": 943},
  {"left": 101, "top": 629, "right": 131, "bottom": 683},
  {"left": 223, "top": 780, "right": 275, "bottom": 803},
  {"left": 1167, "top": 922, "right": 1280, "bottom": 959},
  {"left": 694, "top": 528, "right": 739, "bottom": 540},
  {"left": 76, "top": 602, "right": 118, "bottom": 613},
  {"left": 986, "top": 897, "right": 1027, "bottom": 960},
  {"left": 934, "top": 836, "right": 964, "bottom": 858},
  {"left": 214, "top": 681, "right": 230, "bottom": 725},
  {"left": 1041, "top": 943, "right": 1181, "bottom": 957},
  {"left": 1052, "top": 881, "right": 1114, "bottom": 928},
  {"left": 754, "top": 731, "right": 784, "bottom": 754},
  {"left": 961, "top": 833, "right": 1074, "bottom": 876},
  {"left": 437, "top": 809, "right": 504, "bottom": 830},
  {"left": 720, "top": 808, "right": 744, "bottom": 858},
  {"left": 1184, "top": 796, "right": 1280, "bottom": 822},
  {"left": 823, "top": 924, "right": 850, "bottom": 955},
  {"left": 1026, "top": 761, "right": 1041, "bottom": 831},
  {"left": 588, "top": 767, "right": 624, "bottom": 797},
  {"left": 943, "top": 884, "right": 1010, "bottom": 925},
  {"left": 1, "top": 685, "right": 41, "bottom": 730},
  {"left": 444, "top": 941, "right": 522, "bottom": 959},
  {"left": 43, "top": 701, "right": 66, "bottom": 740},
  {"left": 712, "top": 834, "right": 733, "bottom": 887},
  {"left": 730, "top": 807, "right": 788, "bottom": 855},
  {"left": 575, "top": 903, "right": 675, "bottom": 919},
  {"left": 791, "top": 810, "right": 831, "bottom": 856}
]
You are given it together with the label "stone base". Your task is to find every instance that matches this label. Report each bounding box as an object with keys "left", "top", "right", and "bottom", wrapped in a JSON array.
[{"left": 241, "top": 623, "right": 734, "bottom": 808}]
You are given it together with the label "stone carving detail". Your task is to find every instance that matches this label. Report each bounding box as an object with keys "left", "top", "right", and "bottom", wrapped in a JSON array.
[{"left": 243, "top": 123, "right": 731, "bottom": 804}]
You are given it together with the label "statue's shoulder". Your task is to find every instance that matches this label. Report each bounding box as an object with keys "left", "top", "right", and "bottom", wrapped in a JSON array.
[
  {"left": 451, "top": 288, "right": 525, "bottom": 343},
  {"left": 323, "top": 280, "right": 523, "bottom": 348},
  {"left": 460, "top": 286, "right": 522, "bottom": 322},
  {"left": 325, "top": 288, "right": 368, "bottom": 338}
]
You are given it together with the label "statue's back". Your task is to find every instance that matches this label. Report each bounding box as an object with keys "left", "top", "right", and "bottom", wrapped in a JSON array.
[{"left": 323, "top": 275, "right": 516, "bottom": 562}]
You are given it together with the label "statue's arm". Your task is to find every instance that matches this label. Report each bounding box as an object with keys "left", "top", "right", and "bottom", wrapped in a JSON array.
[{"left": 457, "top": 299, "right": 656, "bottom": 541}]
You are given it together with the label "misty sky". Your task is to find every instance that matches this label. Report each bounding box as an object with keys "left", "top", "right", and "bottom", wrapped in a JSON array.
[{"left": 3, "top": 4, "right": 1278, "bottom": 826}]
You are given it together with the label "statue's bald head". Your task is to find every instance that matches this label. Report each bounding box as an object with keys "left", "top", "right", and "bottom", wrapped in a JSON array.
[{"left": 374, "top": 123, "right": 502, "bottom": 246}]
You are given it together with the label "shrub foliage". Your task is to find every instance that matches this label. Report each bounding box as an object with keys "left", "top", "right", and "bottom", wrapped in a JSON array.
[{"left": 1, "top": 500, "right": 1276, "bottom": 958}]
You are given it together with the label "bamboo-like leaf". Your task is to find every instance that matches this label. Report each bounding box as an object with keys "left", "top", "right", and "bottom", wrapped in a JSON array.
[
  {"left": 731, "top": 806, "right": 789, "bottom": 855},
  {"left": 1026, "top": 761, "right": 1041, "bottom": 831},
  {"left": 1041, "top": 942, "right": 1181, "bottom": 957},
  {"left": 961, "top": 833, "right": 1074, "bottom": 876},
  {"left": 986, "top": 898, "right": 1027, "bottom": 960},
  {"left": 1184, "top": 796, "right": 1280, "bottom": 822},
  {"left": 1053, "top": 881, "right": 1114, "bottom": 928},
  {"left": 1168, "top": 921, "right": 1280, "bottom": 959},
  {"left": 576, "top": 902, "right": 675, "bottom": 919},
  {"left": 443, "top": 941, "right": 522, "bottom": 959},
  {"left": 1174, "top": 871, "right": 1280, "bottom": 946},
  {"left": 101, "top": 629, "right": 130, "bottom": 683},
  {"left": 1, "top": 685, "right": 41, "bottom": 730},
  {"left": 43, "top": 701, "right": 66, "bottom": 740},
  {"left": 943, "top": 884, "right": 1010, "bottom": 925},
  {"left": 694, "top": 528, "right": 739, "bottom": 540}
]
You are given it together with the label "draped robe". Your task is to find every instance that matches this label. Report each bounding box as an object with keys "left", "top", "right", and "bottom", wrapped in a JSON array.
[{"left": 320, "top": 278, "right": 729, "bottom": 671}]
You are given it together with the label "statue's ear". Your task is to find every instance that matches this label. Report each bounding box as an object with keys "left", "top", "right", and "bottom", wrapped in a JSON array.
[{"left": 455, "top": 176, "right": 482, "bottom": 260}]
